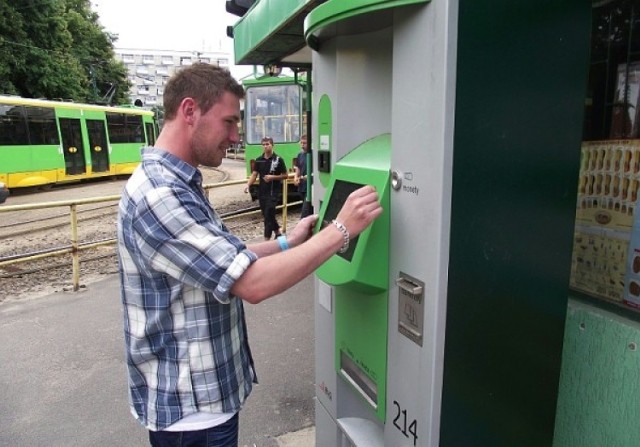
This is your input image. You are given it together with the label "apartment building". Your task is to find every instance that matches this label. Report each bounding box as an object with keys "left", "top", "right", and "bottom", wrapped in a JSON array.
[{"left": 114, "top": 48, "right": 230, "bottom": 108}]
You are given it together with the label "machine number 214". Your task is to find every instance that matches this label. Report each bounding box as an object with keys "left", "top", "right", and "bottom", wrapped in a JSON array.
[{"left": 393, "top": 400, "right": 418, "bottom": 445}]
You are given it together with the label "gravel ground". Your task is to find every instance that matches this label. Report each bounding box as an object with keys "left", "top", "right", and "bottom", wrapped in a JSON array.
[{"left": 0, "top": 159, "right": 298, "bottom": 304}]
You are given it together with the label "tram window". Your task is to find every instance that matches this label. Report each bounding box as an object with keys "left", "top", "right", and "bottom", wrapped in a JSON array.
[
  {"left": 245, "top": 84, "right": 302, "bottom": 144},
  {"left": 24, "top": 106, "right": 59, "bottom": 145},
  {"left": 106, "top": 113, "right": 145, "bottom": 143},
  {"left": 0, "top": 104, "right": 28, "bottom": 145}
]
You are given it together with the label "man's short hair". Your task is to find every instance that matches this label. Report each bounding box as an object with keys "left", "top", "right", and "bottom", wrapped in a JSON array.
[
  {"left": 261, "top": 137, "right": 274, "bottom": 145},
  {"left": 162, "top": 63, "right": 245, "bottom": 120}
]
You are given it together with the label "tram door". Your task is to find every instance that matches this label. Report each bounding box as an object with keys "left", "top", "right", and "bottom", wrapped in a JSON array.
[
  {"left": 86, "top": 119, "right": 109, "bottom": 173},
  {"left": 59, "top": 118, "right": 86, "bottom": 175}
]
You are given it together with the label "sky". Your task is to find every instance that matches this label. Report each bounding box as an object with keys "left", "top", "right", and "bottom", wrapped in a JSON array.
[{"left": 91, "top": 0, "right": 253, "bottom": 78}]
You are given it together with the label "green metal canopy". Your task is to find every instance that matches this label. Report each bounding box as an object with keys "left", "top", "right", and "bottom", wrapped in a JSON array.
[{"left": 232, "top": 0, "right": 322, "bottom": 66}]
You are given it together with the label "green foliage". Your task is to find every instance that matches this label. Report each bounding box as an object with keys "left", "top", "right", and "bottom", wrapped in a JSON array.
[{"left": 0, "top": 0, "right": 131, "bottom": 105}]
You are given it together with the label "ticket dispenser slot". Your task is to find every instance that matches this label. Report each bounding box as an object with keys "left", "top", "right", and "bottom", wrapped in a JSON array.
[{"left": 316, "top": 134, "right": 391, "bottom": 421}]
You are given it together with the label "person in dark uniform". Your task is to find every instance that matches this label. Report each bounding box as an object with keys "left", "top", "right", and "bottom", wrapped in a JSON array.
[
  {"left": 244, "top": 137, "right": 288, "bottom": 240},
  {"left": 293, "top": 134, "right": 313, "bottom": 219}
]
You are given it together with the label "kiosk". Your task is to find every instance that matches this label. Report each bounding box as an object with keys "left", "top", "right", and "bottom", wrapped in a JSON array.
[
  {"left": 228, "top": 0, "right": 592, "bottom": 445},
  {"left": 306, "top": 1, "right": 590, "bottom": 446}
]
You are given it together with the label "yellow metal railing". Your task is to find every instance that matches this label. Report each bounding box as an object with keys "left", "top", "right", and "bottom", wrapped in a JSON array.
[{"left": 0, "top": 177, "right": 297, "bottom": 292}]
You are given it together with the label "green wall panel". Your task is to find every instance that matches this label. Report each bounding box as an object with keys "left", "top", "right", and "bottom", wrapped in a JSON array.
[
  {"left": 554, "top": 301, "right": 640, "bottom": 447},
  {"left": 441, "top": 1, "right": 591, "bottom": 445}
]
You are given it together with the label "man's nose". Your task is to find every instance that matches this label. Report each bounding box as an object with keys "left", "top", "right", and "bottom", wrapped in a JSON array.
[{"left": 229, "top": 125, "right": 240, "bottom": 144}]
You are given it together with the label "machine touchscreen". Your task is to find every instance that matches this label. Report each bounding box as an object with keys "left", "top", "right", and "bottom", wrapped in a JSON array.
[{"left": 320, "top": 180, "right": 363, "bottom": 261}]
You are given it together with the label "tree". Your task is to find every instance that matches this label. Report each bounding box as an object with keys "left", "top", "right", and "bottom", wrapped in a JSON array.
[
  {"left": 0, "top": 0, "right": 131, "bottom": 104},
  {"left": 62, "top": 0, "right": 131, "bottom": 104}
]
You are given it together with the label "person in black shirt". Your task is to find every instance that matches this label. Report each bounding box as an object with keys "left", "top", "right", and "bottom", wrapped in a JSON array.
[
  {"left": 245, "top": 137, "right": 288, "bottom": 240},
  {"left": 294, "top": 134, "right": 313, "bottom": 219}
]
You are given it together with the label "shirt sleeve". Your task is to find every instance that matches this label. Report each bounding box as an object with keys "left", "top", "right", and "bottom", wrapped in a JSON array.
[
  {"left": 277, "top": 157, "right": 287, "bottom": 175},
  {"left": 132, "top": 185, "right": 257, "bottom": 304}
]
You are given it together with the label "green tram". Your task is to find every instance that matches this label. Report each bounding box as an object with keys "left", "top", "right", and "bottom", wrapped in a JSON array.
[
  {"left": 242, "top": 73, "right": 307, "bottom": 199},
  {"left": 0, "top": 95, "right": 157, "bottom": 189}
]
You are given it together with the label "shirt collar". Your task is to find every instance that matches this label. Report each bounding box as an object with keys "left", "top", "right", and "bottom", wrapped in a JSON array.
[{"left": 142, "top": 147, "right": 203, "bottom": 186}]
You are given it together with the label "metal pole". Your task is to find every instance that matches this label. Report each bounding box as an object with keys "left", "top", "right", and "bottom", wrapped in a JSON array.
[
  {"left": 70, "top": 204, "right": 80, "bottom": 291},
  {"left": 282, "top": 178, "right": 288, "bottom": 232}
]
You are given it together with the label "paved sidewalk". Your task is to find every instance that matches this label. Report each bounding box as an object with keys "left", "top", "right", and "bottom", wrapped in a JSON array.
[{"left": 0, "top": 274, "right": 315, "bottom": 447}]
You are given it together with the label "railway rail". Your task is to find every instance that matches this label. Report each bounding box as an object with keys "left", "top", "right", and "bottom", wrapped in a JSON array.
[{"left": 0, "top": 169, "right": 301, "bottom": 304}]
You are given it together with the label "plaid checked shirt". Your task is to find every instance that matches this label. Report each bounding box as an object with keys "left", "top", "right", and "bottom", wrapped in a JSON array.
[{"left": 117, "top": 148, "right": 258, "bottom": 431}]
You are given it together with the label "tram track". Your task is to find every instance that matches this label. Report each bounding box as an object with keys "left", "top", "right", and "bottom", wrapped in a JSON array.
[
  {"left": 0, "top": 202, "right": 262, "bottom": 241},
  {"left": 0, "top": 159, "right": 301, "bottom": 303},
  {"left": 0, "top": 204, "right": 263, "bottom": 266},
  {"left": 0, "top": 204, "right": 119, "bottom": 239},
  {"left": 0, "top": 200, "right": 298, "bottom": 298}
]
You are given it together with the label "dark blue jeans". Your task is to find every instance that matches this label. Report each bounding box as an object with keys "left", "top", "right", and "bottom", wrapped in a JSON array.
[{"left": 148, "top": 413, "right": 239, "bottom": 447}]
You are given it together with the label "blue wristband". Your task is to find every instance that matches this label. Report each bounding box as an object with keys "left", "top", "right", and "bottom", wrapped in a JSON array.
[{"left": 277, "top": 235, "right": 289, "bottom": 251}]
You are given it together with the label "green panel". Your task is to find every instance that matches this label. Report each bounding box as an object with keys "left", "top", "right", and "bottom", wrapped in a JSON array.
[
  {"left": 55, "top": 107, "right": 83, "bottom": 118},
  {"left": 304, "top": 0, "right": 429, "bottom": 42},
  {"left": 316, "top": 134, "right": 390, "bottom": 292},
  {"left": 335, "top": 288, "right": 388, "bottom": 422},
  {"left": 315, "top": 134, "right": 391, "bottom": 422},
  {"left": 232, "top": 0, "right": 320, "bottom": 65},
  {"left": 242, "top": 75, "right": 303, "bottom": 88},
  {"left": 441, "top": 1, "right": 591, "bottom": 446},
  {"left": 0, "top": 145, "right": 61, "bottom": 172},
  {"left": 554, "top": 301, "right": 640, "bottom": 447},
  {"left": 81, "top": 109, "right": 105, "bottom": 120},
  {"left": 317, "top": 94, "right": 332, "bottom": 187},
  {"left": 108, "top": 144, "right": 143, "bottom": 163}
]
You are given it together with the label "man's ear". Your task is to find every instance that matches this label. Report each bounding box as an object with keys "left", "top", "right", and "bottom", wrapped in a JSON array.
[{"left": 180, "top": 98, "right": 197, "bottom": 124}]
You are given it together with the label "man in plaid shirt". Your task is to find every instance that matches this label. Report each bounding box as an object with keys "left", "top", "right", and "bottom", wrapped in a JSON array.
[{"left": 117, "top": 63, "right": 382, "bottom": 447}]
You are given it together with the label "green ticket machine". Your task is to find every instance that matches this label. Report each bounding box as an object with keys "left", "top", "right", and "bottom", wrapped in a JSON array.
[
  {"left": 316, "top": 135, "right": 391, "bottom": 423},
  {"left": 306, "top": 1, "right": 588, "bottom": 446},
  {"left": 228, "top": 0, "right": 622, "bottom": 444}
]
